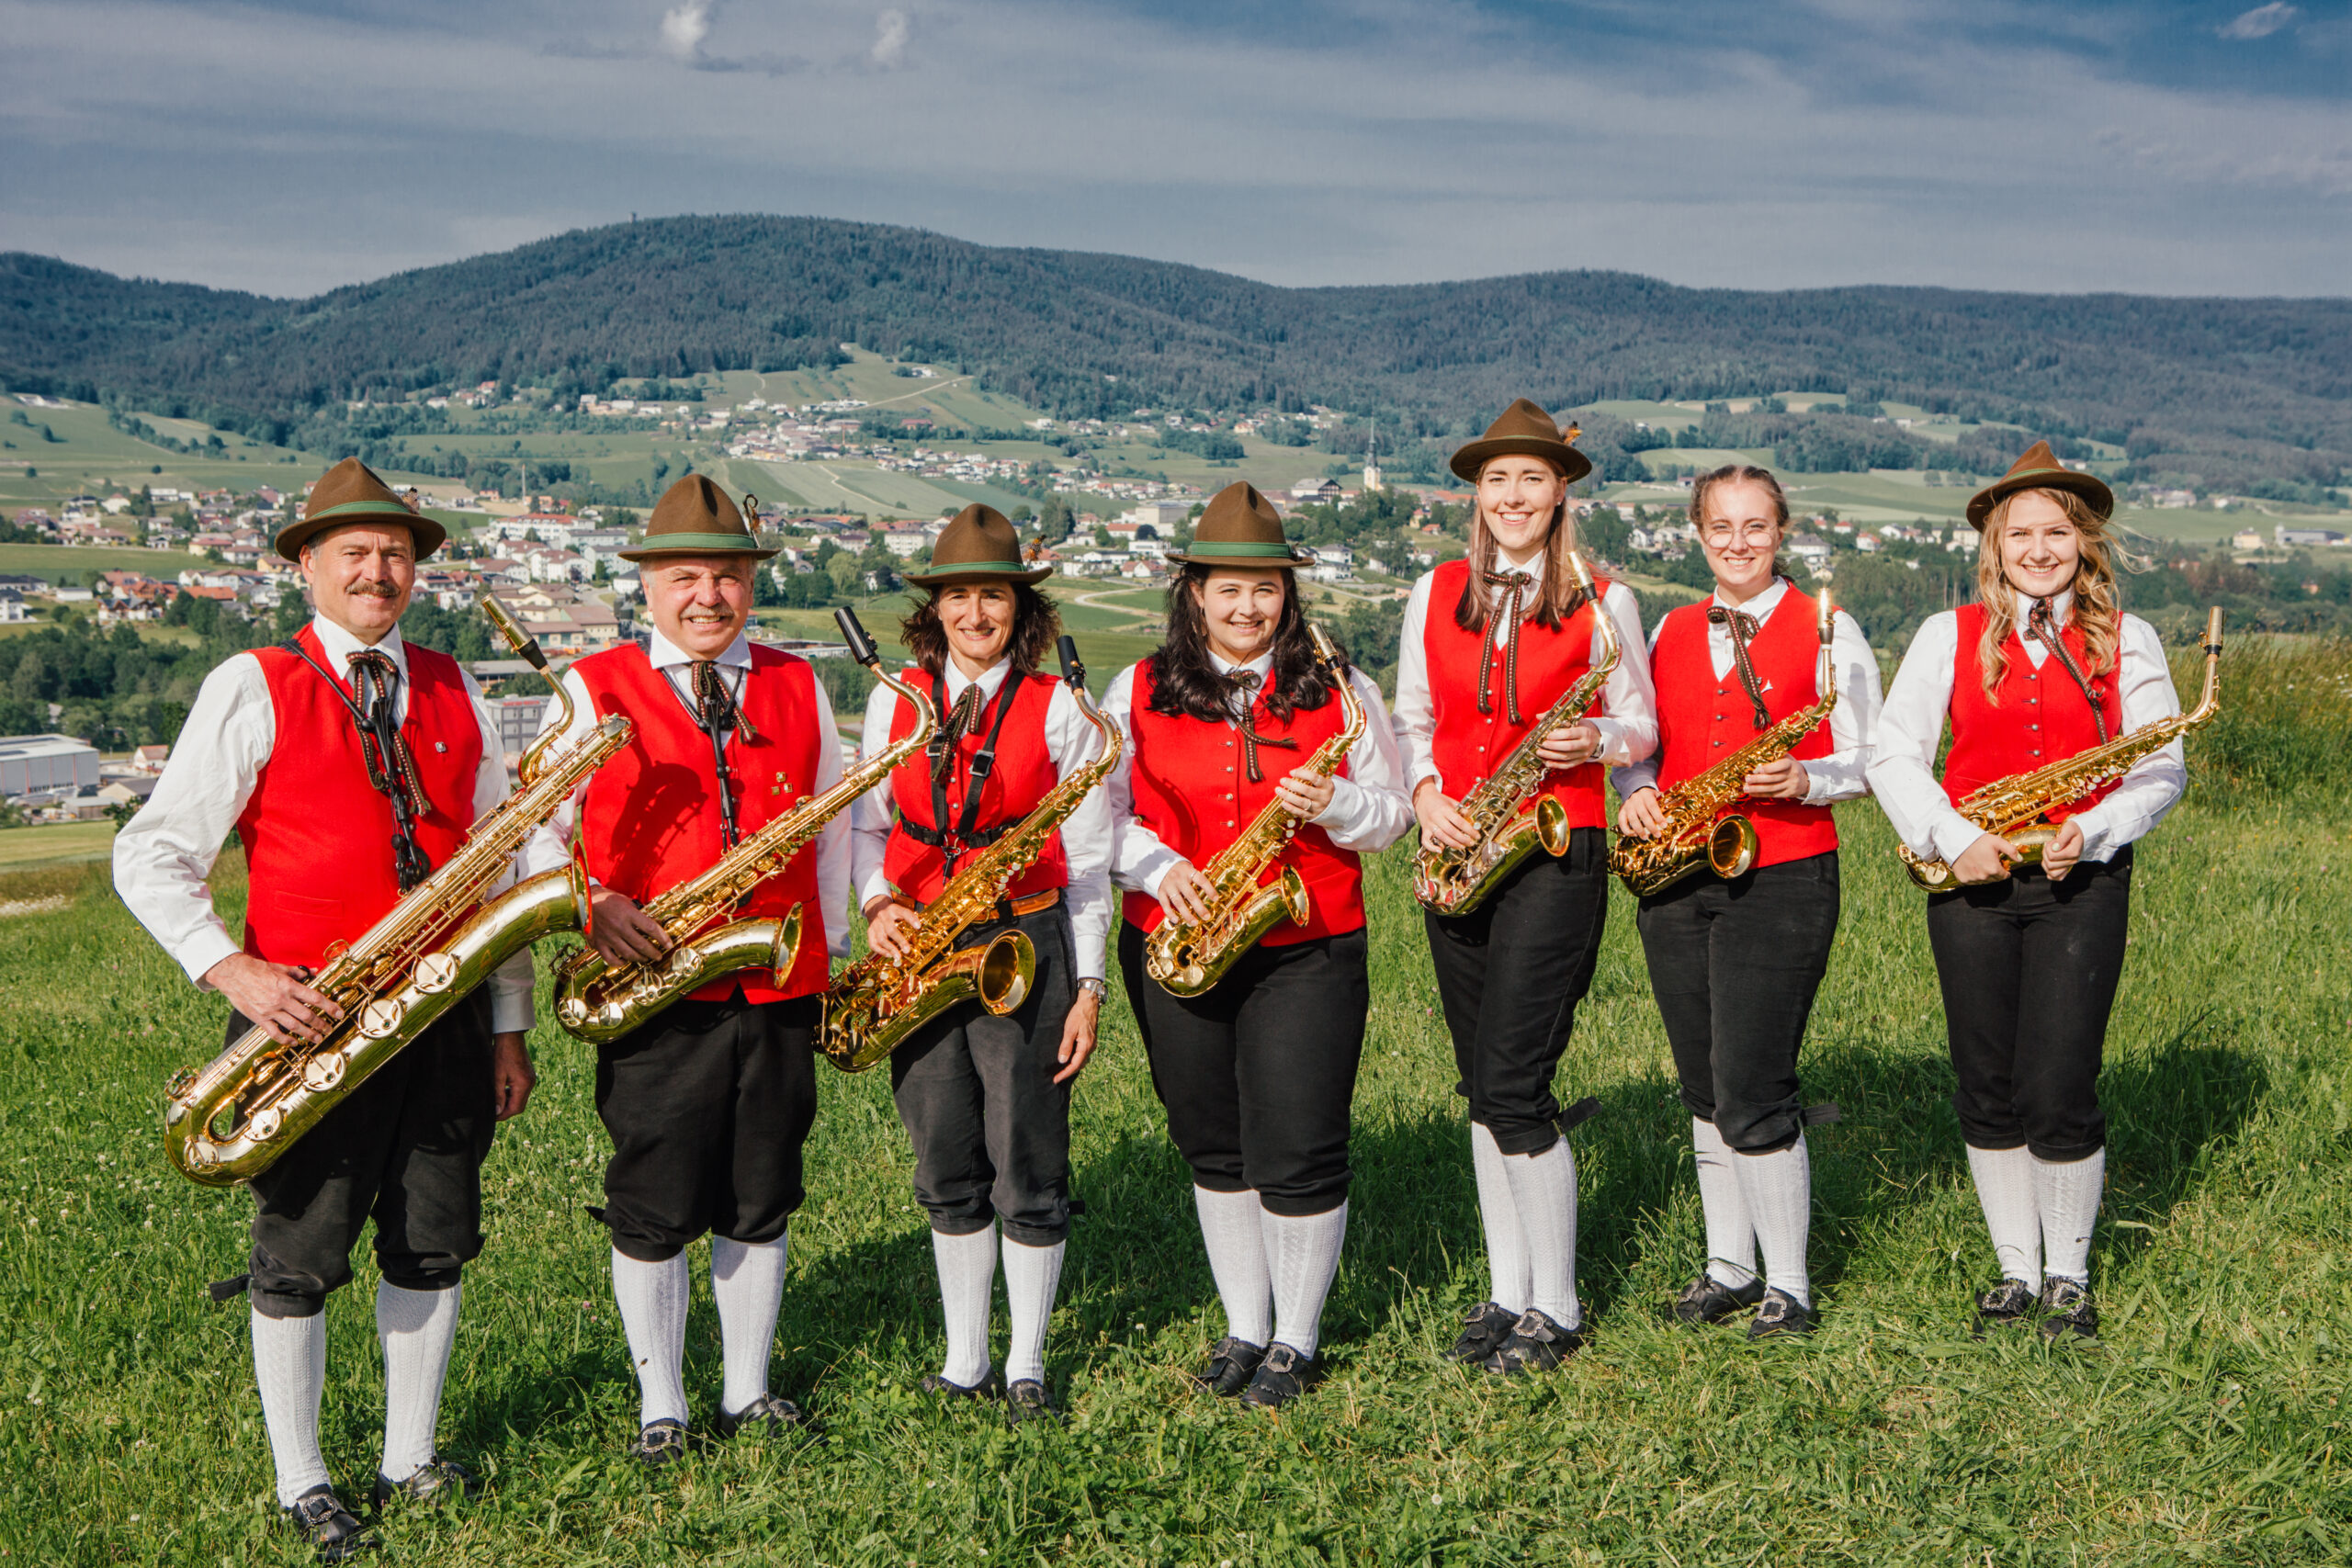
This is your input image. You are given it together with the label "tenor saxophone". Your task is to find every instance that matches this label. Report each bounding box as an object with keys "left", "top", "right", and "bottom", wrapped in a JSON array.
[
  {"left": 819, "top": 636, "right": 1121, "bottom": 1073},
  {"left": 552, "top": 608, "right": 936, "bottom": 1043},
  {"left": 1413, "top": 547, "right": 1620, "bottom": 915},
  {"left": 164, "top": 597, "right": 633, "bottom": 1186},
  {"left": 1611, "top": 588, "right": 1839, "bottom": 897},
  {"left": 1145, "top": 623, "right": 1367, "bottom": 998},
  {"left": 1899, "top": 606, "right": 2223, "bottom": 893}
]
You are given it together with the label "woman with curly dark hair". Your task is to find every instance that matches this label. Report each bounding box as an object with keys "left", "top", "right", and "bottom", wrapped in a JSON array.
[
  {"left": 847, "top": 504, "right": 1114, "bottom": 1425},
  {"left": 1102, "top": 480, "right": 1410, "bottom": 1410}
]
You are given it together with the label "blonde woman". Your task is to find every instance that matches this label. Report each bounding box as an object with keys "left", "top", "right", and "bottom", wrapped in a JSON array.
[{"left": 1869, "top": 442, "right": 2186, "bottom": 1342}]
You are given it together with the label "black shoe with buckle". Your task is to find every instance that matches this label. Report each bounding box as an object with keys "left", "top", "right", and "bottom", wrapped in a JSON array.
[
  {"left": 1481, "top": 1309, "right": 1586, "bottom": 1376},
  {"left": 1004, "top": 1379, "right": 1060, "bottom": 1427},
  {"left": 2039, "top": 1278, "right": 2098, "bottom": 1342},
  {"left": 1238, "top": 1342, "right": 1318, "bottom": 1410},
  {"left": 280, "top": 1484, "right": 371, "bottom": 1562},
  {"left": 1673, "top": 1271, "right": 1765, "bottom": 1326},
  {"left": 716, "top": 1393, "right": 809, "bottom": 1438},
  {"left": 629, "top": 1418, "right": 692, "bottom": 1468},
  {"left": 1747, "top": 1288, "right": 1817, "bottom": 1340},
  {"left": 1973, "top": 1277, "right": 2039, "bottom": 1336},
  {"left": 920, "top": 1370, "right": 997, "bottom": 1402},
  {"left": 1192, "top": 1336, "right": 1267, "bottom": 1397},
  {"left": 369, "top": 1455, "right": 479, "bottom": 1509},
  {"left": 1445, "top": 1302, "right": 1521, "bottom": 1363}
]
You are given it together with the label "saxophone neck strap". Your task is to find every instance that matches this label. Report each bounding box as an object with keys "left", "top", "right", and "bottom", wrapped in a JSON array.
[
  {"left": 924, "top": 670, "right": 1019, "bottom": 873},
  {"left": 280, "top": 637, "right": 432, "bottom": 891},
  {"left": 1706, "top": 604, "right": 1772, "bottom": 732}
]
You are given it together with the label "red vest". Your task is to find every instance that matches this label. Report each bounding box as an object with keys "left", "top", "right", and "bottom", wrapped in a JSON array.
[
  {"left": 1649, "top": 591, "right": 1838, "bottom": 869},
  {"left": 1422, "top": 558, "right": 1617, "bottom": 830},
  {"left": 572, "top": 643, "right": 831, "bottom": 1001},
  {"left": 1119, "top": 658, "right": 1364, "bottom": 946},
  {"left": 880, "top": 667, "right": 1069, "bottom": 904},
  {"left": 1944, "top": 603, "right": 2123, "bottom": 825},
  {"left": 237, "top": 627, "right": 482, "bottom": 970}
]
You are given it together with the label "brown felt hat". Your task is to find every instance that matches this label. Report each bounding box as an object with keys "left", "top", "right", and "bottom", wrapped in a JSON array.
[
  {"left": 619, "top": 475, "right": 777, "bottom": 561},
  {"left": 903, "top": 504, "right": 1054, "bottom": 587},
  {"left": 1965, "top": 441, "right": 2115, "bottom": 529},
  {"left": 1449, "top": 398, "right": 1593, "bottom": 485},
  {"left": 276, "top": 457, "right": 446, "bottom": 561},
  {"left": 1165, "top": 482, "right": 1313, "bottom": 568}
]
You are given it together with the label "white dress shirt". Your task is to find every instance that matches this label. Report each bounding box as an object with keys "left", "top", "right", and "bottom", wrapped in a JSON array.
[
  {"left": 1102, "top": 649, "right": 1415, "bottom": 902},
  {"left": 847, "top": 657, "right": 1115, "bottom": 983},
  {"left": 1391, "top": 548, "right": 1660, "bottom": 797},
  {"left": 1610, "top": 577, "right": 1883, "bottom": 807},
  {"left": 1867, "top": 589, "right": 2186, "bottom": 865},
  {"left": 518, "top": 625, "right": 854, "bottom": 957},
  {"left": 112, "top": 615, "right": 536, "bottom": 1032}
]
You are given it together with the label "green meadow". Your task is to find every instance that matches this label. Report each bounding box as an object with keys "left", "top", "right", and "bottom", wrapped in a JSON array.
[{"left": 1, "top": 640, "right": 2346, "bottom": 1562}]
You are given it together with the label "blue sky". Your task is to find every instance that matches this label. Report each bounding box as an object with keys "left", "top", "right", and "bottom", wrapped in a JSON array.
[{"left": 1, "top": 0, "right": 2345, "bottom": 299}]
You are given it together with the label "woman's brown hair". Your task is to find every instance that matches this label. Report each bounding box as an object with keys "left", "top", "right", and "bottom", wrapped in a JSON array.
[
  {"left": 1148, "top": 564, "right": 1340, "bottom": 723},
  {"left": 1972, "top": 487, "right": 2136, "bottom": 704},
  {"left": 899, "top": 581, "right": 1062, "bottom": 681},
  {"left": 1453, "top": 457, "right": 1589, "bottom": 631}
]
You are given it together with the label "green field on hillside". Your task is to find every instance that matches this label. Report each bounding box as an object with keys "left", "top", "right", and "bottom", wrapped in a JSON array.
[{"left": 0, "top": 820, "right": 117, "bottom": 868}]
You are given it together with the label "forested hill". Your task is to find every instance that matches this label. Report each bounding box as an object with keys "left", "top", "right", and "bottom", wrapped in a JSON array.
[{"left": 5, "top": 214, "right": 2348, "bottom": 485}]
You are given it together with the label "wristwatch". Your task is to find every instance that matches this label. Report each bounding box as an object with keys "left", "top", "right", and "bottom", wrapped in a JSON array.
[{"left": 1077, "top": 977, "right": 1109, "bottom": 1000}]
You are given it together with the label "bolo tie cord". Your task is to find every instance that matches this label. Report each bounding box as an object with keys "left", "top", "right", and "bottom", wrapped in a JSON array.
[
  {"left": 1231, "top": 670, "right": 1299, "bottom": 784},
  {"left": 1476, "top": 570, "right": 1534, "bottom": 726},
  {"left": 1707, "top": 604, "right": 1772, "bottom": 731},
  {"left": 2026, "top": 598, "right": 2111, "bottom": 743}
]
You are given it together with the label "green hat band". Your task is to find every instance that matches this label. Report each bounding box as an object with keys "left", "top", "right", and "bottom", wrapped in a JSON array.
[
  {"left": 1185, "top": 540, "right": 1301, "bottom": 558},
  {"left": 924, "top": 558, "right": 1033, "bottom": 574},
  {"left": 631, "top": 532, "right": 763, "bottom": 551},
  {"left": 307, "top": 499, "right": 424, "bottom": 525}
]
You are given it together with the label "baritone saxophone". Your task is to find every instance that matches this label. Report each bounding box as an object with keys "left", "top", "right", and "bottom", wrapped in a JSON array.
[
  {"left": 819, "top": 635, "right": 1121, "bottom": 1073},
  {"left": 1610, "top": 588, "right": 1839, "bottom": 896},
  {"left": 552, "top": 608, "right": 936, "bottom": 1043},
  {"left": 164, "top": 596, "right": 631, "bottom": 1186}
]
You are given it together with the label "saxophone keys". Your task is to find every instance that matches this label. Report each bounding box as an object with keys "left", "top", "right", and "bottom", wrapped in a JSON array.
[
  {"left": 300, "top": 1052, "right": 349, "bottom": 1093},
  {"left": 413, "top": 952, "right": 461, "bottom": 994},
  {"left": 358, "top": 998, "right": 406, "bottom": 1040},
  {"left": 245, "top": 1106, "right": 283, "bottom": 1144}
]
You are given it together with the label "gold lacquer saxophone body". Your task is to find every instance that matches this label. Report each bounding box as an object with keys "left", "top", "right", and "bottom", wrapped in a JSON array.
[
  {"left": 553, "top": 609, "right": 936, "bottom": 1043},
  {"left": 164, "top": 597, "right": 633, "bottom": 1186},
  {"left": 1413, "top": 549, "right": 1620, "bottom": 915},
  {"left": 1899, "top": 607, "right": 2223, "bottom": 893},
  {"left": 1611, "top": 588, "right": 1839, "bottom": 897},
  {"left": 820, "top": 637, "right": 1121, "bottom": 1073},
  {"left": 1145, "top": 624, "right": 1366, "bottom": 998}
]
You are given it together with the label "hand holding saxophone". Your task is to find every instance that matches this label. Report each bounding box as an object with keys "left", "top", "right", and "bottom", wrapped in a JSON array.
[
  {"left": 586, "top": 886, "right": 673, "bottom": 964},
  {"left": 202, "top": 953, "right": 344, "bottom": 1045}
]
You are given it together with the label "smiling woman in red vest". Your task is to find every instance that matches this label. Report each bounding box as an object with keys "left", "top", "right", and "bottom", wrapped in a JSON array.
[
  {"left": 114, "top": 458, "right": 536, "bottom": 1557},
  {"left": 1869, "top": 443, "right": 2188, "bottom": 1345},
  {"left": 1390, "top": 400, "right": 1657, "bottom": 1376},
  {"left": 1103, "top": 481, "right": 1411, "bottom": 1411},
  {"left": 524, "top": 476, "right": 846, "bottom": 1461},
  {"left": 845, "top": 504, "right": 1112, "bottom": 1427},
  {"left": 1611, "top": 465, "right": 1883, "bottom": 1341}
]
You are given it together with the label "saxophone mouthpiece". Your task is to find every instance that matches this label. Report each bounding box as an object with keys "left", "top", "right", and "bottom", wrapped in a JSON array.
[
  {"left": 1567, "top": 547, "right": 1597, "bottom": 595},
  {"left": 1057, "top": 634, "right": 1085, "bottom": 688},
  {"left": 480, "top": 592, "right": 548, "bottom": 671},
  {"left": 836, "top": 607, "right": 879, "bottom": 667}
]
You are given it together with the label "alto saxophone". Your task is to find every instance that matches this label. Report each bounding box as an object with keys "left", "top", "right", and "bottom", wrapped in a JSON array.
[
  {"left": 164, "top": 597, "right": 633, "bottom": 1186},
  {"left": 1611, "top": 587, "right": 1839, "bottom": 897},
  {"left": 552, "top": 608, "right": 936, "bottom": 1043},
  {"left": 1145, "top": 623, "right": 1367, "bottom": 998},
  {"left": 1413, "top": 547, "right": 1621, "bottom": 915},
  {"left": 1900, "top": 606, "right": 2223, "bottom": 893},
  {"left": 819, "top": 636, "right": 1121, "bottom": 1073}
]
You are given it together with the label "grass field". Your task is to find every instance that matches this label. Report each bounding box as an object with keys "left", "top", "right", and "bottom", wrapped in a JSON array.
[
  {"left": 1, "top": 638, "right": 2346, "bottom": 1563},
  {"left": 0, "top": 820, "right": 117, "bottom": 868}
]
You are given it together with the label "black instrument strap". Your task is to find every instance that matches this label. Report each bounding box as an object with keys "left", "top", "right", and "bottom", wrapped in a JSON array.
[
  {"left": 925, "top": 671, "right": 1018, "bottom": 874},
  {"left": 280, "top": 638, "right": 432, "bottom": 891},
  {"left": 690, "top": 660, "right": 743, "bottom": 850}
]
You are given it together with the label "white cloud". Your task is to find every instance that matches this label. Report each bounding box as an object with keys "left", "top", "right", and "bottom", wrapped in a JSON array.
[
  {"left": 870, "top": 8, "right": 910, "bottom": 69},
  {"left": 660, "top": 0, "right": 714, "bottom": 62},
  {"left": 2219, "top": 4, "right": 2298, "bottom": 41}
]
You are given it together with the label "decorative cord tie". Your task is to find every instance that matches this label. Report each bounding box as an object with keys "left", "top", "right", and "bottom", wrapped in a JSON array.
[
  {"left": 1232, "top": 671, "right": 1298, "bottom": 784},
  {"left": 1477, "top": 570, "right": 1535, "bottom": 725},
  {"left": 930, "top": 682, "right": 986, "bottom": 786},
  {"left": 1706, "top": 604, "right": 1771, "bottom": 731},
  {"left": 691, "top": 660, "right": 758, "bottom": 743},
  {"left": 2026, "top": 597, "right": 2110, "bottom": 743},
  {"left": 345, "top": 649, "right": 431, "bottom": 890}
]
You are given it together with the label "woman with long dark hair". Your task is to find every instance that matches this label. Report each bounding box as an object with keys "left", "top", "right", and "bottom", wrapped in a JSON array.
[
  {"left": 1103, "top": 481, "right": 1411, "bottom": 1410},
  {"left": 1390, "top": 398, "right": 1657, "bottom": 1375},
  {"left": 1612, "top": 464, "right": 1881, "bottom": 1338},
  {"left": 848, "top": 504, "right": 1112, "bottom": 1425},
  {"left": 1869, "top": 443, "right": 2186, "bottom": 1342}
]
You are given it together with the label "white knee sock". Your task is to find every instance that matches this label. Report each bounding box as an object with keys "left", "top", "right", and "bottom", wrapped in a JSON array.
[
  {"left": 376, "top": 1280, "right": 460, "bottom": 1483},
  {"left": 1000, "top": 1235, "right": 1066, "bottom": 1387},
  {"left": 2033, "top": 1149, "right": 2105, "bottom": 1284},
  {"left": 252, "top": 1306, "right": 331, "bottom": 1506},
  {"left": 1733, "top": 1134, "right": 1813, "bottom": 1308},
  {"left": 1262, "top": 1201, "right": 1348, "bottom": 1359},
  {"left": 1469, "top": 1122, "right": 1532, "bottom": 1312},
  {"left": 931, "top": 1224, "right": 998, "bottom": 1389},
  {"left": 1690, "top": 1118, "right": 1758, "bottom": 1289},
  {"left": 610, "top": 1248, "right": 690, "bottom": 1427},
  {"left": 709, "top": 1233, "right": 789, "bottom": 1417},
  {"left": 1501, "top": 1139, "right": 1581, "bottom": 1330},
  {"left": 1192, "top": 1186, "right": 1272, "bottom": 1348},
  {"left": 1965, "top": 1145, "right": 2042, "bottom": 1290}
]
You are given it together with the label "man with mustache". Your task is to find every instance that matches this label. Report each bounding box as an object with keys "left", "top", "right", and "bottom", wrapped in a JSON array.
[
  {"left": 116, "top": 458, "right": 537, "bottom": 1560},
  {"left": 523, "top": 475, "right": 849, "bottom": 1461}
]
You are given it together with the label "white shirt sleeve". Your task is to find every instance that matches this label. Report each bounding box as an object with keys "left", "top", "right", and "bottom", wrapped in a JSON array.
[
  {"left": 1101, "top": 664, "right": 1186, "bottom": 901},
  {"left": 805, "top": 672, "right": 854, "bottom": 959},
  {"left": 1589, "top": 581, "right": 1660, "bottom": 768},
  {"left": 1802, "top": 608, "right": 1883, "bottom": 807},
  {"left": 1390, "top": 571, "right": 1440, "bottom": 794},
  {"left": 2065, "top": 615, "right": 2187, "bottom": 861},
  {"left": 1309, "top": 669, "right": 1416, "bottom": 853},
  {"left": 459, "top": 668, "right": 535, "bottom": 1033},
  {"left": 514, "top": 669, "right": 599, "bottom": 883},
  {"left": 1045, "top": 681, "right": 1115, "bottom": 984},
  {"left": 1867, "top": 612, "right": 1992, "bottom": 863},
  {"left": 1608, "top": 613, "right": 1672, "bottom": 800},
  {"left": 849, "top": 678, "right": 904, "bottom": 913},
  {"left": 111, "top": 652, "right": 273, "bottom": 987}
]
